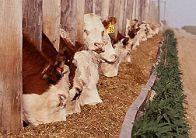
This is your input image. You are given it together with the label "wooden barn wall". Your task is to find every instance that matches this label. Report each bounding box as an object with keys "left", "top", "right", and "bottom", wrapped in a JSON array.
[
  {"left": 126, "top": 0, "right": 134, "bottom": 20},
  {"left": 109, "top": 0, "right": 115, "bottom": 17},
  {"left": 61, "top": 0, "right": 85, "bottom": 45},
  {"left": 100, "top": 0, "right": 110, "bottom": 20},
  {"left": 144, "top": 0, "right": 150, "bottom": 22},
  {"left": 94, "top": 0, "right": 102, "bottom": 16},
  {"left": 132, "top": 0, "right": 140, "bottom": 20},
  {"left": 149, "top": 0, "right": 159, "bottom": 25},
  {"left": 76, "top": 0, "right": 85, "bottom": 44},
  {"left": 61, "top": 0, "right": 77, "bottom": 44},
  {"left": 139, "top": 0, "right": 144, "bottom": 22},
  {"left": 23, "top": 0, "right": 42, "bottom": 51},
  {"left": 0, "top": 0, "right": 22, "bottom": 134},
  {"left": 114, "top": 0, "right": 127, "bottom": 34},
  {"left": 122, "top": 0, "right": 128, "bottom": 34},
  {"left": 43, "top": 0, "right": 61, "bottom": 51},
  {"left": 85, "top": 0, "right": 95, "bottom": 14}
]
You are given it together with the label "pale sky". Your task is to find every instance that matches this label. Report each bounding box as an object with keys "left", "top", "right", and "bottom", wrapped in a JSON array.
[{"left": 165, "top": 0, "right": 196, "bottom": 27}]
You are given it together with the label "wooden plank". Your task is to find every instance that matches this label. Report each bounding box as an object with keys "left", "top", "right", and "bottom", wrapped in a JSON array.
[
  {"left": 144, "top": 0, "right": 150, "bottom": 22},
  {"left": 76, "top": 0, "right": 85, "bottom": 45},
  {"left": 109, "top": 0, "right": 115, "bottom": 17},
  {"left": 94, "top": 0, "right": 102, "bottom": 16},
  {"left": 132, "top": 0, "right": 140, "bottom": 20},
  {"left": 23, "top": 0, "right": 42, "bottom": 51},
  {"left": 61, "top": 0, "right": 78, "bottom": 44},
  {"left": 61, "top": 0, "right": 85, "bottom": 45},
  {"left": 101, "top": 0, "right": 110, "bottom": 20},
  {"left": 122, "top": 0, "right": 128, "bottom": 34},
  {"left": 85, "top": 0, "right": 94, "bottom": 14},
  {"left": 139, "top": 0, "right": 143, "bottom": 22},
  {"left": 43, "top": 0, "right": 61, "bottom": 51},
  {"left": 114, "top": 0, "right": 126, "bottom": 34},
  {"left": 0, "top": 0, "right": 22, "bottom": 134},
  {"left": 149, "top": 1, "right": 159, "bottom": 24},
  {"left": 126, "top": 0, "right": 134, "bottom": 20}
]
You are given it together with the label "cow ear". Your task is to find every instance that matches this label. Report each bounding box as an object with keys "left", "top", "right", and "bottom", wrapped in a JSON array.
[
  {"left": 84, "top": 29, "right": 90, "bottom": 36},
  {"left": 122, "top": 37, "right": 129, "bottom": 46}
]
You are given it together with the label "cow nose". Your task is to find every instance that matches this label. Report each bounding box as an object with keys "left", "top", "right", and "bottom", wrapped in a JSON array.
[
  {"left": 112, "top": 54, "right": 119, "bottom": 62},
  {"left": 108, "top": 54, "right": 119, "bottom": 63},
  {"left": 94, "top": 42, "right": 104, "bottom": 48}
]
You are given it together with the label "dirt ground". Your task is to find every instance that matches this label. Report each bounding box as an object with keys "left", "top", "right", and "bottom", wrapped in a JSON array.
[
  {"left": 8, "top": 35, "right": 161, "bottom": 138},
  {"left": 175, "top": 29, "right": 196, "bottom": 138}
]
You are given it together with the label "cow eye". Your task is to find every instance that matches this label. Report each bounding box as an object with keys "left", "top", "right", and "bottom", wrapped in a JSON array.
[
  {"left": 84, "top": 29, "right": 90, "bottom": 35},
  {"left": 102, "top": 31, "right": 104, "bottom": 37}
]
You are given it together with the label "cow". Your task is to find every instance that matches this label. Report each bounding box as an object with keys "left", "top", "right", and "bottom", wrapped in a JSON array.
[
  {"left": 66, "top": 50, "right": 102, "bottom": 115},
  {"left": 126, "top": 21, "right": 156, "bottom": 50},
  {"left": 22, "top": 33, "right": 70, "bottom": 126},
  {"left": 84, "top": 13, "right": 120, "bottom": 77},
  {"left": 114, "top": 38, "right": 131, "bottom": 63},
  {"left": 59, "top": 28, "right": 102, "bottom": 115}
]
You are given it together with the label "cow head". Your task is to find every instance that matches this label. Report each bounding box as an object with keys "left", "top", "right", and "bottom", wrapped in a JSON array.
[
  {"left": 66, "top": 50, "right": 102, "bottom": 115},
  {"left": 84, "top": 14, "right": 119, "bottom": 77},
  {"left": 84, "top": 14, "right": 106, "bottom": 51}
]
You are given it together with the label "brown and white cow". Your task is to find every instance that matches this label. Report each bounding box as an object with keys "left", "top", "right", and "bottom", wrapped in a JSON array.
[
  {"left": 66, "top": 50, "right": 102, "bottom": 115},
  {"left": 59, "top": 29, "right": 102, "bottom": 115},
  {"left": 22, "top": 33, "right": 69, "bottom": 126},
  {"left": 84, "top": 13, "right": 123, "bottom": 77}
]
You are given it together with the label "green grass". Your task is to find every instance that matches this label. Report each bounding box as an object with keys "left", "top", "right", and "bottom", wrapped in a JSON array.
[
  {"left": 182, "top": 26, "right": 196, "bottom": 35},
  {"left": 132, "top": 30, "right": 189, "bottom": 138}
]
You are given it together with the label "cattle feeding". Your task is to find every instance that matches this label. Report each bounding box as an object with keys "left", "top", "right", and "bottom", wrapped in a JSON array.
[{"left": 22, "top": 33, "right": 70, "bottom": 126}]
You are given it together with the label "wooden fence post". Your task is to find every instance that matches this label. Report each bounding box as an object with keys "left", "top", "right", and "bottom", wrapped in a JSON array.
[
  {"left": 132, "top": 0, "right": 140, "bottom": 20},
  {"left": 61, "top": 0, "right": 77, "bottom": 44},
  {"left": 76, "top": 0, "right": 85, "bottom": 45},
  {"left": 23, "top": 0, "right": 42, "bottom": 51},
  {"left": 144, "top": 0, "right": 150, "bottom": 22},
  {"left": 0, "top": 0, "right": 22, "bottom": 134},
  {"left": 85, "top": 0, "right": 94, "bottom": 14},
  {"left": 126, "top": 0, "right": 134, "bottom": 20},
  {"left": 101, "top": 0, "right": 110, "bottom": 20},
  {"left": 122, "top": 0, "right": 128, "bottom": 34},
  {"left": 114, "top": 0, "right": 127, "bottom": 34},
  {"left": 109, "top": 1, "right": 115, "bottom": 17},
  {"left": 94, "top": 0, "right": 101, "bottom": 16},
  {"left": 61, "top": 0, "right": 85, "bottom": 45},
  {"left": 139, "top": 0, "right": 144, "bottom": 22},
  {"left": 43, "top": 0, "right": 61, "bottom": 51}
]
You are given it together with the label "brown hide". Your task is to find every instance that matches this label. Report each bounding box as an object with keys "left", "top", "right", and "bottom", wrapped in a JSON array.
[
  {"left": 128, "top": 22, "right": 140, "bottom": 39},
  {"left": 59, "top": 35, "right": 84, "bottom": 88},
  {"left": 23, "top": 33, "right": 65, "bottom": 94},
  {"left": 23, "top": 33, "right": 50, "bottom": 95},
  {"left": 128, "top": 27, "right": 140, "bottom": 39},
  {"left": 102, "top": 17, "right": 128, "bottom": 45},
  {"left": 109, "top": 32, "right": 128, "bottom": 45},
  {"left": 102, "top": 17, "right": 117, "bottom": 28},
  {"left": 42, "top": 33, "right": 58, "bottom": 64}
]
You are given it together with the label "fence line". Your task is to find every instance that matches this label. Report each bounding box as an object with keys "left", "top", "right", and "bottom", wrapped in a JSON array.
[{"left": 0, "top": 0, "right": 160, "bottom": 134}]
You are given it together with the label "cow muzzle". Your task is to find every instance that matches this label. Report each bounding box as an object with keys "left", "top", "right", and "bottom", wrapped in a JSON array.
[
  {"left": 100, "top": 54, "right": 119, "bottom": 64},
  {"left": 58, "top": 94, "right": 67, "bottom": 108}
]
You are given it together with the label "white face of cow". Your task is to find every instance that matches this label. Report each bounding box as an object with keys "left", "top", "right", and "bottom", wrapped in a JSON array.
[
  {"left": 22, "top": 65, "right": 70, "bottom": 126},
  {"left": 115, "top": 39, "right": 131, "bottom": 63},
  {"left": 66, "top": 51, "right": 102, "bottom": 115},
  {"left": 136, "top": 24, "right": 148, "bottom": 42},
  {"left": 84, "top": 14, "right": 105, "bottom": 51},
  {"left": 84, "top": 14, "right": 120, "bottom": 77}
]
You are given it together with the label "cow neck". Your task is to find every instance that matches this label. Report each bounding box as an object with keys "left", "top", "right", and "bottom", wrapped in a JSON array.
[
  {"left": 23, "top": 33, "right": 51, "bottom": 95},
  {"left": 60, "top": 37, "right": 85, "bottom": 89},
  {"left": 42, "top": 33, "right": 58, "bottom": 63}
]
